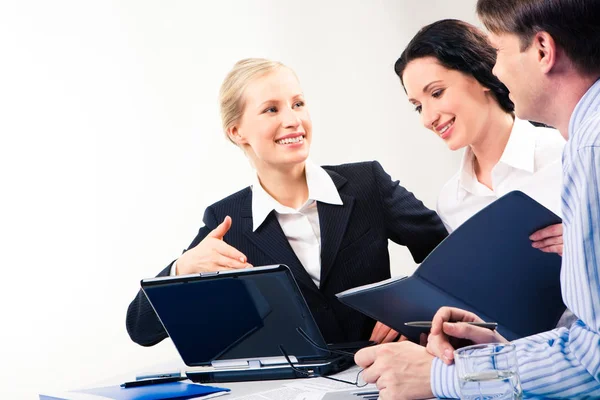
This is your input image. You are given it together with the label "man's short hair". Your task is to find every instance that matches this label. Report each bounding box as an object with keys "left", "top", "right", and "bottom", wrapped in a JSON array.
[{"left": 476, "top": 0, "right": 600, "bottom": 76}]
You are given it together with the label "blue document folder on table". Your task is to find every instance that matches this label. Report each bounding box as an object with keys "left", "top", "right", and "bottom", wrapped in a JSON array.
[
  {"left": 336, "top": 191, "right": 566, "bottom": 341},
  {"left": 39, "top": 381, "right": 229, "bottom": 400}
]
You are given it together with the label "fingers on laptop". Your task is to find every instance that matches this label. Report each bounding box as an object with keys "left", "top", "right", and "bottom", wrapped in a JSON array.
[
  {"left": 381, "top": 328, "right": 399, "bottom": 343},
  {"left": 370, "top": 322, "right": 398, "bottom": 344}
]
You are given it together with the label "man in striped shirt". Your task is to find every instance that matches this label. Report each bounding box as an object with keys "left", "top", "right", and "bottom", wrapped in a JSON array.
[{"left": 355, "top": 1, "right": 600, "bottom": 398}]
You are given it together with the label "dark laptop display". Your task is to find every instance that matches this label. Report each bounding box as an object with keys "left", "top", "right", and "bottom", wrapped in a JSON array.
[{"left": 141, "top": 265, "right": 354, "bottom": 382}]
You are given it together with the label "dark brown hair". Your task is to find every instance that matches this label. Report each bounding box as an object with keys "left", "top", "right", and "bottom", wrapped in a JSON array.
[
  {"left": 477, "top": 0, "right": 600, "bottom": 76},
  {"left": 395, "top": 19, "right": 514, "bottom": 113}
]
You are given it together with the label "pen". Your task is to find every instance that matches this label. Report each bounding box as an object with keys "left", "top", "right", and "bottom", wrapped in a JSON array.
[
  {"left": 404, "top": 321, "right": 498, "bottom": 330},
  {"left": 135, "top": 371, "right": 181, "bottom": 380},
  {"left": 120, "top": 376, "right": 187, "bottom": 388}
]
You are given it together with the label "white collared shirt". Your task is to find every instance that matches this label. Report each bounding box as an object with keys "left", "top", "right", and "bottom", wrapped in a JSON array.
[
  {"left": 437, "top": 118, "right": 566, "bottom": 232},
  {"left": 172, "top": 160, "right": 343, "bottom": 286},
  {"left": 251, "top": 160, "right": 343, "bottom": 287}
]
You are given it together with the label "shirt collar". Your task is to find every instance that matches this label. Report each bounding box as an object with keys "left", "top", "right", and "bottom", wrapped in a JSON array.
[
  {"left": 497, "top": 118, "right": 536, "bottom": 173},
  {"left": 456, "top": 118, "right": 536, "bottom": 201},
  {"left": 569, "top": 78, "right": 600, "bottom": 140},
  {"left": 251, "top": 159, "right": 343, "bottom": 231}
]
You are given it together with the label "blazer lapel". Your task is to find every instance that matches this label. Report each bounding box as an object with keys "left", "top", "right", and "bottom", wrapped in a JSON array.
[
  {"left": 319, "top": 171, "right": 355, "bottom": 287},
  {"left": 241, "top": 192, "right": 320, "bottom": 294}
]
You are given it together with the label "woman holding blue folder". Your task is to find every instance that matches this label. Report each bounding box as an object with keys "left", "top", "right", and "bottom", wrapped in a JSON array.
[
  {"left": 395, "top": 19, "right": 565, "bottom": 256},
  {"left": 126, "top": 58, "right": 448, "bottom": 347}
]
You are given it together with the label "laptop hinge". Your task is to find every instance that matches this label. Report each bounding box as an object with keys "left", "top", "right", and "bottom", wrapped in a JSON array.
[{"left": 210, "top": 356, "right": 298, "bottom": 369}]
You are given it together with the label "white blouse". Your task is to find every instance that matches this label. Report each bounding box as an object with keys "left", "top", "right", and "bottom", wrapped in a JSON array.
[
  {"left": 437, "top": 119, "right": 566, "bottom": 232},
  {"left": 171, "top": 160, "right": 343, "bottom": 288}
]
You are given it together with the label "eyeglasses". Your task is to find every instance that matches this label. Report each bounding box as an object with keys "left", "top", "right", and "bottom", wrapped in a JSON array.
[
  {"left": 278, "top": 345, "right": 367, "bottom": 387},
  {"left": 277, "top": 327, "right": 368, "bottom": 388},
  {"left": 295, "top": 327, "right": 357, "bottom": 358}
]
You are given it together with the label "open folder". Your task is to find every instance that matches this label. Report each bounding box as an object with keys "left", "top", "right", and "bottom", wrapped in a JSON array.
[{"left": 336, "top": 191, "right": 566, "bottom": 341}]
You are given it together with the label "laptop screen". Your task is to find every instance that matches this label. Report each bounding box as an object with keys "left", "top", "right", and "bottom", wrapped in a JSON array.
[{"left": 141, "top": 265, "right": 331, "bottom": 367}]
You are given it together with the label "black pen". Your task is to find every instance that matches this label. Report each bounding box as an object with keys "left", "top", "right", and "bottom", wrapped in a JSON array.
[
  {"left": 404, "top": 321, "right": 497, "bottom": 330},
  {"left": 120, "top": 375, "right": 187, "bottom": 388}
]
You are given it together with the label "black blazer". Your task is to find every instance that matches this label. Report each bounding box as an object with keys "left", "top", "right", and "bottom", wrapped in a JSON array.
[{"left": 126, "top": 161, "right": 447, "bottom": 346}]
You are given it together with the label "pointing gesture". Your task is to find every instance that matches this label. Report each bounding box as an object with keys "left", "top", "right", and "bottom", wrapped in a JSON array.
[
  {"left": 206, "top": 215, "right": 233, "bottom": 240},
  {"left": 176, "top": 216, "right": 252, "bottom": 275}
]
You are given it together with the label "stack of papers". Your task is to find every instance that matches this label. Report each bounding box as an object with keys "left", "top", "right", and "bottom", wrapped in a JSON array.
[{"left": 234, "top": 366, "right": 378, "bottom": 400}]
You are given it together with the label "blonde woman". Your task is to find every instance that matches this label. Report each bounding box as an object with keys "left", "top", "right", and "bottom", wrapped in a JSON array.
[{"left": 126, "top": 58, "right": 448, "bottom": 347}]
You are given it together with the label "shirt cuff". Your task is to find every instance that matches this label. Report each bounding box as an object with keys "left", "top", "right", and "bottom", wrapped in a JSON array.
[
  {"left": 430, "top": 357, "right": 460, "bottom": 399},
  {"left": 170, "top": 260, "right": 179, "bottom": 276}
]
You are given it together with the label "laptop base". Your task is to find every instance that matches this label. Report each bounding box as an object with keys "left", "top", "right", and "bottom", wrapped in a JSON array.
[{"left": 187, "top": 355, "right": 354, "bottom": 384}]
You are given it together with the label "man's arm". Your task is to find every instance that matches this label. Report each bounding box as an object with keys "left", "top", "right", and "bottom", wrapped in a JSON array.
[
  {"left": 431, "top": 326, "right": 600, "bottom": 399},
  {"left": 432, "top": 146, "right": 600, "bottom": 398}
]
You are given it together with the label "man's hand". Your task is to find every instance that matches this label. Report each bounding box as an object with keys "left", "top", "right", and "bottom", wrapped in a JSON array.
[
  {"left": 426, "top": 307, "right": 507, "bottom": 365},
  {"left": 530, "top": 223, "right": 563, "bottom": 256},
  {"left": 370, "top": 322, "right": 400, "bottom": 344},
  {"left": 355, "top": 341, "right": 434, "bottom": 400},
  {"left": 176, "top": 216, "right": 252, "bottom": 275}
]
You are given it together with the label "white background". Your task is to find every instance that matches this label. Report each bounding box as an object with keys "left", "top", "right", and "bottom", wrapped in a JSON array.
[{"left": 0, "top": 1, "right": 478, "bottom": 398}]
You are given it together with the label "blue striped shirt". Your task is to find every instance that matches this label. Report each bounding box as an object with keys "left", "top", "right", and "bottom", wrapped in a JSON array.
[{"left": 431, "top": 79, "right": 600, "bottom": 399}]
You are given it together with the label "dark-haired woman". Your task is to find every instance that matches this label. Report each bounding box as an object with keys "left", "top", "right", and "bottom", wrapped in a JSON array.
[{"left": 395, "top": 19, "right": 566, "bottom": 257}]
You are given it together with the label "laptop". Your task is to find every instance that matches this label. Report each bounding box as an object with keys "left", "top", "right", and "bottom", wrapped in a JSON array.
[{"left": 141, "top": 264, "right": 371, "bottom": 384}]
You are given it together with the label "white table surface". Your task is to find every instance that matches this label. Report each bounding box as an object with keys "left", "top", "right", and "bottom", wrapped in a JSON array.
[{"left": 38, "top": 360, "right": 381, "bottom": 399}]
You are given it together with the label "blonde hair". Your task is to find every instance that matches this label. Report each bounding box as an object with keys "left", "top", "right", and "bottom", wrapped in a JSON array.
[{"left": 219, "top": 58, "right": 287, "bottom": 144}]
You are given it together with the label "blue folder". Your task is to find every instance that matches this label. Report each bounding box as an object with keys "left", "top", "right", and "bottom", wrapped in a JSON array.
[
  {"left": 336, "top": 191, "right": 566, "bottom": 341},
  {"left": 39, "top": 381, "right": 229, "bottom": 400}
]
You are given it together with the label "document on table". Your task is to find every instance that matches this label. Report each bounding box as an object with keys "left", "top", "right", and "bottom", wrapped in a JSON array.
[
  {"left": 233, "top": 386, "right": 318, "bottom": 400},
  {"left": 234, "top": 366, "right": 378, "bottom": 400}
]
